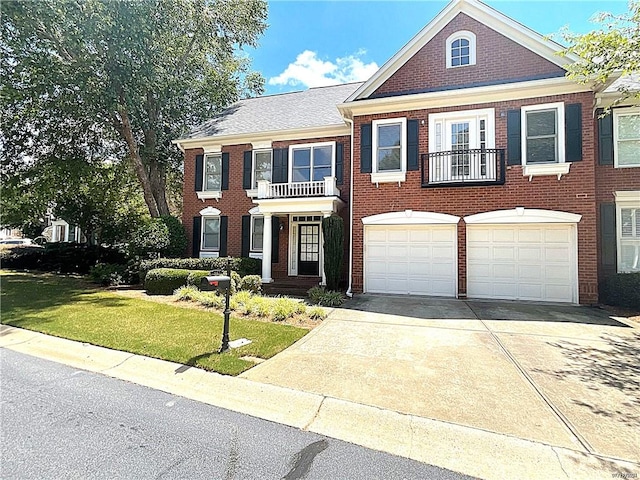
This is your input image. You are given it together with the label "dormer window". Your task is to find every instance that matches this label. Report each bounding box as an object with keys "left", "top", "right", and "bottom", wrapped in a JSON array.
[{"left": 446, "top": 31, "right": 476, "bottom": 68}]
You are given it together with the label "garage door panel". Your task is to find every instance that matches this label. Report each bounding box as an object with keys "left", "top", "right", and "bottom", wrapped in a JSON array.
[
  {"left": 467, "top": 224, "right": 576, "bottom": 303},
  {"left": 365, "top": 225, "right": 456, "bottom": 297}
]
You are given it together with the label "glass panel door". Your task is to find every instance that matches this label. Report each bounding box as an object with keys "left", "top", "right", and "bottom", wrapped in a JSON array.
[{"left": 297, "top": 224, "right": 320, "bottom": 276}]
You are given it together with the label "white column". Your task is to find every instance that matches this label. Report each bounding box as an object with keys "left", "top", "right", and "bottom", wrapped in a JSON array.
[{"left": 261, "top": 213, "right": 273, "bottom": 283}]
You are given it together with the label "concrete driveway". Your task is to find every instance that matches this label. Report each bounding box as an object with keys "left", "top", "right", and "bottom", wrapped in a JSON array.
[{"left": 241, "top": 295, "right": 640, "bottom": 464}]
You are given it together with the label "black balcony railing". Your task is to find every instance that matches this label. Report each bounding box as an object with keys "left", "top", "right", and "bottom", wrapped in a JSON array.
[{"left": 421, "top": 149, "right": 505, "bottom": 187}]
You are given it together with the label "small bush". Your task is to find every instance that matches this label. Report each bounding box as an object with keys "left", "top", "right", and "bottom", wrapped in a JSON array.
[
  {"left": 144, "top": 268, "right": 191, "bottom": 295},
  {"left": 271, "top": 297, "right": 301, "bottom": 322},
  {"left": 186, "top": 270, "right": 211, "bottom": 288},
  {"left": 90, "top": 263, "right": 126, "bottom": 286},
  {"left": 601, "top": 273, "right": 640, "bottom": 310},
  {"left": 240, "top": 275, "right": 262, "bottom": 294},
  {"left": 307, "top": 286, "right": 344, "bottom": 307},
  {"left": 308, "top": 306, "right": 328, "bottom": 320},
  {"left": 198, "top": 292, "right": 225, "bottom": 309},
  {"left": 230, "top": 271, "right": 242, "bottom": 295},
  {"left": 175, "top": 285, "right": 200, "bottom": 301}
]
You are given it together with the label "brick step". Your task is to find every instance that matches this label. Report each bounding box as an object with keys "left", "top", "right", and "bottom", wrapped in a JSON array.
[{"left": 263, "top": 277, "right": 321, "bottom": 297}]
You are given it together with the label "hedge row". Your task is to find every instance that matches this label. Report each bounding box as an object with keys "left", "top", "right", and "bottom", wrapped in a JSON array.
[
  {"left": 139, "top": 257, "right": 260, "bottom": 282},
  {"left": 601, "top": 273, "right": 640, "bottom": 310},
  {"left": 144, "top": 268, "right": 261, "bottom": 295},
  {"left": 0, "top": 243, "right": 127, "bottom": 275}
]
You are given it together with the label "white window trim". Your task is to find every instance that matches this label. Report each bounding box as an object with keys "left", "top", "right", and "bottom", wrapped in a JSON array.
[
  {"left": 200, "top": 216, "right": 221, "bottom": 252},
  {"left": 521, "top": 102, "right": 568, "bottom": 180},
  {"left": 613, "top": 107, "right": 640, "bottom": 168},
  {"left": 371, "top": 117, "right": 407, "bottom": 184},
  {"left": 615, "top": 190, "right": 640, "bottom": 273},
  {"left": 252, "top": 149, "right": 273, "bottom": 190},
  {"left": 446, "top": 30, "right": 476, "bottom": 69},
  {"left": 428, "top": 108, "right": 495, "bottom": 152},
  {"left": 250, "top": 215, "right": 264, "bottom": 253},
  {"left": 199, "top": 153, "right": 223, "bottom": 200},
  {"left": 288, "top": 141, "right": 336, "bottom": 183}
]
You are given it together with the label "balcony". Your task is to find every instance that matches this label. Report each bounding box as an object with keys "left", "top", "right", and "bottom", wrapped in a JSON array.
[
  {"left": 257, "top": 177, "right": 340, "bottom": 199},
  {"left": 421, "top": 149, "right": 505, "bottom": 187}
]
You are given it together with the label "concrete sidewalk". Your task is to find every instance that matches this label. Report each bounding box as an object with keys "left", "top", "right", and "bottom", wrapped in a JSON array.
[{"left": 1, "top": 324, "right": 638, "bottom": 480}]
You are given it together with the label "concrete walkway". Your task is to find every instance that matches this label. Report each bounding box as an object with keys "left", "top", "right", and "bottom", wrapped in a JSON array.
[{"left": 2, "top": 296, "right": 639, "bottom": 479}]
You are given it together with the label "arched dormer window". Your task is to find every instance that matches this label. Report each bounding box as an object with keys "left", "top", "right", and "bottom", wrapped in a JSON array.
[{"left": 446, "top": 31, "right": 476, "bottom": 68}]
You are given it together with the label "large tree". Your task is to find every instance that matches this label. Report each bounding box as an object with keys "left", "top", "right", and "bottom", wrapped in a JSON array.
[
  {"left": 562, "top": 1, "right": 640, "bottom": 103},
  {"left": 1, "top": 0, "right": 267, "bottom": 217}
]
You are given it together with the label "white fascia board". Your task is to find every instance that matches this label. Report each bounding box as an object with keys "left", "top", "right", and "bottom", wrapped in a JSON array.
[
  {"left": 340, "top": 77, "right": 592, "bottom": 117},
  {"left": 464, "top": 208, "right": 582, "bottom": 224},
  {"left": 252, "top": 196, "right": 345, "bottom": 215},
  {"left": 347, "top": 0, "right": 578, "bottom": 102},
  {"left": 173, "top": 124, "right": 349, "bottom": 151}
]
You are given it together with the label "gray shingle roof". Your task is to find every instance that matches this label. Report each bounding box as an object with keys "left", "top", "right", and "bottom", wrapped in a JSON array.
[{"left": 184, "top": 82, "right": 363, "bottom": 140}]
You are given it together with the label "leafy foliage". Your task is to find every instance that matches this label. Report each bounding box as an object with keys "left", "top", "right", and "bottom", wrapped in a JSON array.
[
  {"left": 239, "top": 275, "right": 262, "bottom": 294},
  {"left": 561, "top": 2, "right": 640, "bottom": 105},
  {"left": 1, "top": 0, "right": 268, "bottom": 217},
  {"left": 138, "top": 257, "right": 260, "bottom": 282},
  {"left": 601, "top": 273, "right": 640, "bottom": 310},
  {"left": 89, "top": 263, "right": 126, "bottom": 286},
  {"left": 307, "top": 286, "right": 345, "bottom": 307},
  {"left": 321, "top": 215, "right": 344, "bottom": 291},
  {"left": 144, "top": 268, "right": 192, "bottom": 295}
]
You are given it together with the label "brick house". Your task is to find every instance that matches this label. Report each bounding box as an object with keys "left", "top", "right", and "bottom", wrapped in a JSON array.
[{"left": 175, "top": 0, "right": 639, "bottom": 304}]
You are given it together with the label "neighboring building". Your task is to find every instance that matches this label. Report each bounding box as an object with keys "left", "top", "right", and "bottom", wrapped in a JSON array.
[
  {"left": 175, "top": 0, "right": 640, "bottom": 305},
  {"left": 49, "top": 219, "right": 85, "bottom": 243}
]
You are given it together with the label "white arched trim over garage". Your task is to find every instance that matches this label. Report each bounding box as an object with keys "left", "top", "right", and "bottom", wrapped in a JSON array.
[
  {"left": 199, "top": 206, "right": 221, "bottom": 216},
  {"left": 464, "top": 208, "right": 581, "bottom": 224},
  {"left": 362, "top": 210, "right": 460, "bottom": 225}
]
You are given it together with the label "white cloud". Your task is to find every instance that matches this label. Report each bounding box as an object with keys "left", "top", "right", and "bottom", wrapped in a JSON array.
[{"left": 268, "top": 50, "right": 379, "bottom": 88}]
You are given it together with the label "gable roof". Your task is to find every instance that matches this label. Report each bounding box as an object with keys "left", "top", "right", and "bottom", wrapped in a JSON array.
[
  {"left": 347, "top": 0, "right": 578, "bottom": 102},
  {"left": 178, "top": 82, "right": 362, "bottom": 145}
]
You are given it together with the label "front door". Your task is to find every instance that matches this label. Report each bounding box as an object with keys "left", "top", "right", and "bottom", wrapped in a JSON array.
[{"left": 298, "top": 224, "right": 320, "bottom": 276}]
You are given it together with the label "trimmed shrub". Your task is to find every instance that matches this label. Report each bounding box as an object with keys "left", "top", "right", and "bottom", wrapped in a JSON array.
[
  {"left": 307, "top": 286, "right": 344, "bottom": 307},
  {"left": 138, "top": 257, "right": 260, "bottom": 282},
  {"left": 90, "top": 263, "right": 126, "bottom": 286},
  {"left": 186, "top": 270, "right": 212, "bottom": 287},
  {"left": 322, "top": 215, "right": 344, "bottom": 291},
  {"left": 144, "top": 268, "right": 191, "bottom": 295},
  {"left": 240, "top": 275, "right": 262, "bottom": 294},
  {"left": 601, "top": 273, "right": 640, "bottom": 310}
]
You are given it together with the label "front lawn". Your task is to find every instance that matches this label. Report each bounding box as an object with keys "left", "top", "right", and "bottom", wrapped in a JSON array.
[{"left": 0, "top": 271, "right": 308, "bottom": 375}]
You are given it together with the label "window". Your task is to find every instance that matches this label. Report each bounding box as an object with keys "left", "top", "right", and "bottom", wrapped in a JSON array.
[
  {"left": 201, "top": 217, "right": 220, "bottom": 250},
  {"left": 289, "top": 142, "right": 334, "bottom": 182},
  {"left": 521, "top": 103, "right": 566, "bottom": 165},
  {"left": 446, "top": 31, "right": 476, "bottom": 68},
  {"left": 253, "top": 150, "right": 272, "bottom": 187},
  {"left": 616, "top": 192, "right": 640, "bottom": 273},
  {"left": 251, "top": 216, "right": 264, "bottom": 252},
  {"left": 614, "top": 108, "right": 640, "bottom": 167},
  {"left": 372, "top": 118, "right": 407, "bottom": 174},
  {"left": 204, "top": 154, "right": 222, "bottom": 191}
]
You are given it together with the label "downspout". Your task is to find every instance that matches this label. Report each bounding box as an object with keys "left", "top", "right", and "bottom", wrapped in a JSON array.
[{"left": 343, "top": 116, "right": 355, "bottom": 298}]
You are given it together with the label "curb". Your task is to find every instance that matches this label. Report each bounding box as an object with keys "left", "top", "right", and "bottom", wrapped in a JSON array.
[{"left": 2, "top": 325, "right": 638, "bottom": 480}]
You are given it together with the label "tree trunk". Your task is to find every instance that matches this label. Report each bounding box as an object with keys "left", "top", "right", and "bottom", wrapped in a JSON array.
[
  {"left": 143, "top": 92, "right": 170, "bottom": 217},
  {"left": 149, "top": 160, "right": 170, "bottom": 216},
  {"left": 117, "top": 103, "right": 160, "bottom": 218}
]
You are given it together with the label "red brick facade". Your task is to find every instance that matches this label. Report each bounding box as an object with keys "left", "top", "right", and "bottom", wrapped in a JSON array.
[
  {"left": 182, "top": 135, "right": 351, "bottom": 280},
  {"left": 373, "top": 13, "right": 565, "bottom": 98}
]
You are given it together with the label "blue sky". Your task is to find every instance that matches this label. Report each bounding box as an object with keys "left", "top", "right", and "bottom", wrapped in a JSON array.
[{"left": 246, "top": 0, "right": 629, "bottom": 95}]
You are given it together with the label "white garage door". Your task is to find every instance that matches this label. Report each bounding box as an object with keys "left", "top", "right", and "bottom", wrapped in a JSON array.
[
  {"left": 467, "top": 224, "right": 577, "bottom": 303},
  {"left": 364, "top": 225, "right": 457, "bottom": 296}
]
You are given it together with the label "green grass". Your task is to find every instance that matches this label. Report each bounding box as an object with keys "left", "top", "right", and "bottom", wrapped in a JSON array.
[{"left": 0, "top": 271, "right": 307, "bottom": 376}]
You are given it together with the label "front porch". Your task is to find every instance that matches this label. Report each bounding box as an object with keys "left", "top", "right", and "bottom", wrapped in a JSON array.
[{"left": 262, "top": 276, "right": 322, "bottom": 297}]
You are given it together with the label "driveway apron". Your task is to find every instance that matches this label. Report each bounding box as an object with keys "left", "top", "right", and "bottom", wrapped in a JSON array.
[{"left": 241, "top": 295, "right": 639, "bottom": 463}]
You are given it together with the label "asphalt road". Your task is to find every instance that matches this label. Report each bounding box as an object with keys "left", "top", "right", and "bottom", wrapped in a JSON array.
[{"left": 1, "top": 349, "right": 472, "bottom": 480}]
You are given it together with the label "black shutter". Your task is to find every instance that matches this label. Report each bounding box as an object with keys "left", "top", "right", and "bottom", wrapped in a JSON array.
[
  {"left": 600, "top": 203, "right": 617, "bottom": 277},
  {"left": 272, "top": 148, "right": 288, "bottom": 183},
  {"left": 241, "top": 215, "right": 251, "bottom": 257},
  {"left": 221, "top": 152, "right": 230, "bottom": 190},
  {"left": 243, "top": 150, "right": 253, "bottom": 189},
  {"left": 360, "top": 123, "right": 372, "bottom": 173},
  {"left": 507, "top": 110, "right": 521, "bottom": 165},
  {"left": 195, "top": 154, "right": 204, "bottom": 191},
  {"left": 192, "top": 216, "right": 201, "bottom": 257},
  {"left": 271, "top": 216, "right": 279, "bottom": 263},
  {"left": 598, "top": 112, "right": 614, "bottom": 165},
  {"left": 565, "top": 103, "right": 582, "bottom": 162},
  {"left": 407, "top": 119, "right": 419, "bottom": 171},
  {"left": 335, "top": 142, "right": 344, "bottom": 185},
  {"left": 219, "top": 216, "right": 228, "bottom": 257}
]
